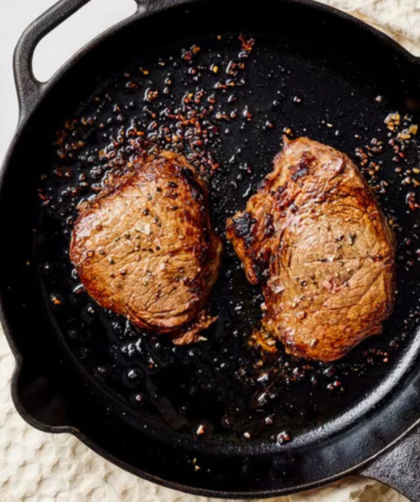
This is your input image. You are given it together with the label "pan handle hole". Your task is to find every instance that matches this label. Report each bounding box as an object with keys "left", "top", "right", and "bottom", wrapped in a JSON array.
[{"left": 33, "top": 0, "right": 136, "bottom": 83}]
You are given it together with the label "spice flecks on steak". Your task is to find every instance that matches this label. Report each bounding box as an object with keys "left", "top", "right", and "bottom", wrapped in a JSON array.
[
  {"left": 71, "top": 151, "right": 222, "bottom": 344},
  {"left": 227, "top": 137, "right": 396, "bottom": 361}
]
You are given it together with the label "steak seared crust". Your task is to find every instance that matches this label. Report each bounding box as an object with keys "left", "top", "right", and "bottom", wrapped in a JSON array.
[
  {"left": 71, "top": 151, "right": 222, "bottom": 344},
  {"left": 227, "top": 137, "right": 396, "bottom": 361}
]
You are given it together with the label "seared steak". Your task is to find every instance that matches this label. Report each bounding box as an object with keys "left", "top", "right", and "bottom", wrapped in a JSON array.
[
  {"left": 70, "top": 151, "right": 222, "bottom": 344},
  {"left": 227, "top": 137, "right": 396, "bottom": 361}
]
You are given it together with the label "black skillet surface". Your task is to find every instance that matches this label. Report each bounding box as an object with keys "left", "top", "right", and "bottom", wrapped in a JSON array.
[{"left": 2, "top": 0, "right": 420, "bottom": 499}]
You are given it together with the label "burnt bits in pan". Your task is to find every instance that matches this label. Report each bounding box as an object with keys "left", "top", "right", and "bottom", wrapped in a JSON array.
[{"left": 37, "top": 33, "right": 420, "bottom": 442}]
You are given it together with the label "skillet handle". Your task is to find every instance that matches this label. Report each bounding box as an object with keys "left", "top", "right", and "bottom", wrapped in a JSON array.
[
  {"left": 360, "top": 422, "right": 420, "bottom": 501},
  {"left": 14, "top": 0, "right": 94, "bottom": 120},
  {"left": 14, "top": 0, "right": 147, "bottom": 121}
]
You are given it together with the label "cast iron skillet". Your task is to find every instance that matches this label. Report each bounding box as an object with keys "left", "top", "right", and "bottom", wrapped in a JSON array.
[{"left": 2, "top": 0, "right": 420, "bottom": 499}]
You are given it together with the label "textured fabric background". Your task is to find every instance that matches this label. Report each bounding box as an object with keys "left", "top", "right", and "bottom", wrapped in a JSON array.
[{"left": 1, "top": 0, "right": 420, "bottom": 501}]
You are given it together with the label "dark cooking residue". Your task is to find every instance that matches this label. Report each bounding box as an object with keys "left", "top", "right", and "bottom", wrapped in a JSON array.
[
  {"left": 38, "top": 33, "right": 420, "bottom": 443},
  {"left": 53, "top": 34, "right": 257, "bottom": 184}
]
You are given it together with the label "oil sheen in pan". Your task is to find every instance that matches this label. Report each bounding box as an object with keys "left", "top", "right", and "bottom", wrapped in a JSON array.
[{"left": 37, "top": 32, "right": 420, "bottom": 443}]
